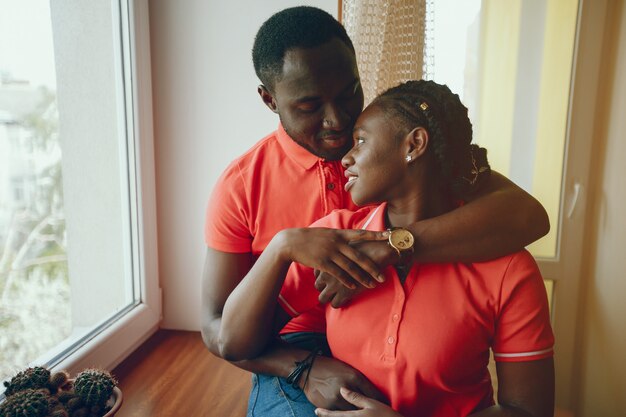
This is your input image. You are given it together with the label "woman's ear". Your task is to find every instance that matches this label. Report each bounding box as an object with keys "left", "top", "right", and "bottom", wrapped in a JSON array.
[
  {"left": 258, "top": 85, "right": 278, "bottom": 113},
  {"left": 404, "top": 127, "right": 429, "bottom": 162}
]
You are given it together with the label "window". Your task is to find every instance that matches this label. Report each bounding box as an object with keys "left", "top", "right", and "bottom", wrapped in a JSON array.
[
  {"left": 0, "top": 0, "right": 159, "bottom": 390},
  {"left": 426, "top": 1, "right": 603, "bottom": 408},
  {"left": 426, "top": 0, "right": 579, "bottom": 263}
]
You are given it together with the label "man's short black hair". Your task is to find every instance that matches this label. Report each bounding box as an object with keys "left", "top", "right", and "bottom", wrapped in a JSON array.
[{"left": 252, "top": 6, "right": 355, "bottom": 91}]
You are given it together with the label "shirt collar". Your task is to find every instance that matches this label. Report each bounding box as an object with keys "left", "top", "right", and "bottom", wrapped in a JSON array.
[
  {"left": 276, "top": 123, "right": 322, "bottom": 170},
  {"left": 361, "top": 202, "right": 388, "bottom": 231}
]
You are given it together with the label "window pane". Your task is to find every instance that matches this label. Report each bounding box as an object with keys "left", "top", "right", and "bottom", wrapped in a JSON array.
[
  {"left": 0, "top": 0, "right": 136, "bottom": 384},
  {"left": 427, "top": 0, "right": 579, "bottom": 259}
]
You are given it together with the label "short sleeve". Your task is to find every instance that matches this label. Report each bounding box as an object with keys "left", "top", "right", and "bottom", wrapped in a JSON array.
[
  {"left": 204, "top": 162, "right": 253, "bottom": 253},
  {"left": 493, "top": 251, "right": 555, "bottom": 362},
  {"left": 278, "top": 262, "right": 320, "bottom": 317}
]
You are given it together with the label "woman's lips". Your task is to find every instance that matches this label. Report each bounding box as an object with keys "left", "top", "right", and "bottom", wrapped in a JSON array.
[{"left": 345, "top": 174, "right": 357, "bottom": 192}]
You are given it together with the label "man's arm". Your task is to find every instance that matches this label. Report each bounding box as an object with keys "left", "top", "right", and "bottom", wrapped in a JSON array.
[
  {"left": 314, "top": 171, "right": 550, "bottom": 307},
  {"left": 201, "top": 247, "right": 310, "bottom": 376},
  {"left": 408, "top": 171, "right": 549, "bottom": 263}
]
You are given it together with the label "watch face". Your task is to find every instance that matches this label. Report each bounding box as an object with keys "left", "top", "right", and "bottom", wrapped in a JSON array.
[{"left": 390, "top": 229, "right": 414, "bottom": 250}]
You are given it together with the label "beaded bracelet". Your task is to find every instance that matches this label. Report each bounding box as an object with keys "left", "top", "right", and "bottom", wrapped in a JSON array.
[{"left": 285, "top": 349, "right": 320, "bottom": 390}]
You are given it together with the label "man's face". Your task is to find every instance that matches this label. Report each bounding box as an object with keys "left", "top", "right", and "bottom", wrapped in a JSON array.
[{"left": 268, "top": 38, "right": 364, "bottom": 161}]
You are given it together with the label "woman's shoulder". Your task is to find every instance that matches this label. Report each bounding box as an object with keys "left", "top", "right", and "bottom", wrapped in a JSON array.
[
  {"left": 309, "top": 204, "right": 383, "bottom": 230},
  {"left": 462, "top": 249, "right": 542, "bottom": 285},
  {"left": 476, "top": 249, "right": 538, "bottom": 271}
]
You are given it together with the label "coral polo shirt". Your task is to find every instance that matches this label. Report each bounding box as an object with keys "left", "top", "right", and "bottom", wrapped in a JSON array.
[
  {"left": 205, "top": 124, "right": 359, "bottom": 333},
  {"left": 278, "top": 203, "right": 555, "bottom": 417}
]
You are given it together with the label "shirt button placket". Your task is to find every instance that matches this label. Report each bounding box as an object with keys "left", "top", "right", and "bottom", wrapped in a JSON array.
[{"left": 323, "top": 162, "right": 342, "bottom": 211}]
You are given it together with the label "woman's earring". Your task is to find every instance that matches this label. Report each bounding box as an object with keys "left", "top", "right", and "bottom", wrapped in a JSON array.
[{"left": 405, "top": 155, "right": 412, "bottom": 162}]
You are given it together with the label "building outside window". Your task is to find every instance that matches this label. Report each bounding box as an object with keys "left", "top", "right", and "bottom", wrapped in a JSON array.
[{"left": 0, "top": 0, "right": 159, "bottom": 389}]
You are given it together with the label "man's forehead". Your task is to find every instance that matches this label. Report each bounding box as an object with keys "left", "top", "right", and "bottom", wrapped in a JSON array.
[{"left": 278, "top": 44, "right": 358, "bottom": 98}]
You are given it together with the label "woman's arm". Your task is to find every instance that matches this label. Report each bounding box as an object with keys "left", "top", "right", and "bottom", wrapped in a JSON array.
[
  {"left": 217, "top": 227, "right": 387, "bottom": 360},
  {"left": 470, "top": 358, "right": 555, "bottom": 417},
  {"left": 313, "top": 358, "right": 554, "bottom": 417}
]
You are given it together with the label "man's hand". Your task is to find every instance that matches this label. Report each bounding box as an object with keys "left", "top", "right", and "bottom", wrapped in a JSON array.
[
  {"left": 315, "top": 270, "right": 365, "bottom": 308},
  {"left": 302, "top": 356, "right": 387, "bottom": 411},
  {"left": 314, "top": 387, "right": 402, "bottom": 417},
  {"left": 275, "top": 228, "right": 388, "bottom": 289},
  {"left": 314, "top": 240, "right": 399, "bottom": 307}
]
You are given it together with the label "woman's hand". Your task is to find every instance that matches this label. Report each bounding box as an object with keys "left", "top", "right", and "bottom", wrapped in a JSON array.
[
  {"left": 274, "top": 228, "right": 388, "bottom": 289},
  {"left": 314, "top": 387, "right": 402, "bottom": 417}
]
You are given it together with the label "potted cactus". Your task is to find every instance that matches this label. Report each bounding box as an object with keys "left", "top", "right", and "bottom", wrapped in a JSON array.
[{"left": 0, "top": 366, "right": 122, "bottom": 417}]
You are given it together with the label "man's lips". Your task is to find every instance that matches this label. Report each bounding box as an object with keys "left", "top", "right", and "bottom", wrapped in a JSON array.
[{"left": 320, "top": 132, "right": 351, "bottom": 148}]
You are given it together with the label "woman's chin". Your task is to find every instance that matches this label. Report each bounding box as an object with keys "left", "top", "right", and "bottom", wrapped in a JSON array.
[{"left": 350, "top": 193, "right": 377, "bottom": 207}]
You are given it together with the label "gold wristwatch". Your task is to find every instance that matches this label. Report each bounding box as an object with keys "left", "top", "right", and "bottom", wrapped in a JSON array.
[{"left": 387, "top": 227, "right": 415, "bottom": 259}]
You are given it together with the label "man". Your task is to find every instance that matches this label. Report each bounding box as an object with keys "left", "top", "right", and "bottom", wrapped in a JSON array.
[{"left": 201, "top": 6, "right": 549, "bottom": 416}]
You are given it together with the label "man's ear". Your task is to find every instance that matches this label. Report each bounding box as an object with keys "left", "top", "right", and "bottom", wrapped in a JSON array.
[
  {"left": 258, "top": 85, "right": 278, "bottom": 113},
  {"left": 405, "top": 127, "right": 429, "bottom": 162}
]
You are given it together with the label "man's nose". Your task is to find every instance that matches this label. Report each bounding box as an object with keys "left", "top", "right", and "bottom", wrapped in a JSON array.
[{"left": 323, "top": 104, "right": 350, "bottom": 130}]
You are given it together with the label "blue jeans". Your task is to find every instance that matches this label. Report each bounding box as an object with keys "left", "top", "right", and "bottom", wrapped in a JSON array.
[
  {"left": 246, "top": 374, "right": 317, "bottom": 417},
  {"left": 246, "top": 332, "right": 329, "bottom": 417}
]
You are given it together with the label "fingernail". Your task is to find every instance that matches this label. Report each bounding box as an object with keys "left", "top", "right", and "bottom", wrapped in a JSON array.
[{"left": 376, "top": 274, "right": 385, "bottom": 282}]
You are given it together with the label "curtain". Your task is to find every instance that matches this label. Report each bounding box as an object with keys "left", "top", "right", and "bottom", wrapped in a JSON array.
[{"left": 342, "top": 0, "right": 430, "bottom": 105}]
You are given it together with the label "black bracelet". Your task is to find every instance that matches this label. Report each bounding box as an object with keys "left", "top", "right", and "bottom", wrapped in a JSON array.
[{"left": 286, "top": 349, "right": 320, "bottom": 389}]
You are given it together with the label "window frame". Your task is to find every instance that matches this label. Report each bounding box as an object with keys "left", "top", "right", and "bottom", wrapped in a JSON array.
[{"left": 50, "top": 0, "right": 161, "bottom": 376}]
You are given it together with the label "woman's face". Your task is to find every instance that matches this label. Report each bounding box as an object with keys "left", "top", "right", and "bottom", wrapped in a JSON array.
[{"left": 342, "top": 103, "right": 408, "bottom": 206}]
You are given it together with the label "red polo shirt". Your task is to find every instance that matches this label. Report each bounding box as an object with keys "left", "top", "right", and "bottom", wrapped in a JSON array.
[
  {"left": 205, "top": 124, "right": 359, "bottom": 333},
  {"left": 278, "top": 203, "right": 554, "bottom": 417}
]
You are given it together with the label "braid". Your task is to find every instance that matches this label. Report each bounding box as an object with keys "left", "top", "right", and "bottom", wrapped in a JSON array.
[{"left": 374, "top": 80, "right": 490, "bottom": 200}]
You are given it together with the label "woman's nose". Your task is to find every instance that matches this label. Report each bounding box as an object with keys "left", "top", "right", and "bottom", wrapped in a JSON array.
[{"left": 341, "top": 148, "right": 354, "bottom": 168}]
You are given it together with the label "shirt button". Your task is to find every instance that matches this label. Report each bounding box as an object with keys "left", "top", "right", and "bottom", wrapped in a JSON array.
[
  {"left": 392, "top": 314, "right": 399, "bottom": 321},
  {"left": 327, "top": 183, "right": 335, "bottom": 190},
  {"left": 387, "top": 336, "right": 395, "bottom": 344}
]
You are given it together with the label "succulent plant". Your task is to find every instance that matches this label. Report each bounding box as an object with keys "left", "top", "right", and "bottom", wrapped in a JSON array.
[
  {"left": 1, "top": 367, "right": 119, "bottom": 417},
  {"left": 3, "top": 367, "right": 51, "bottom": 397},
  {"left": 48, "top": 371, "right": 70, "bottom": 393},
  {"left": 0, "top": 388, "right": 58, "bottom": 417},
  {"left": 72, "top": 369, "right": 117, "bottom": 409}
]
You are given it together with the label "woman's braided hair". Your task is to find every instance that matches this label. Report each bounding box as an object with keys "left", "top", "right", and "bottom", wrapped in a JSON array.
[{"left": 373, "top": 80, "right": 490, "bottom": 200}]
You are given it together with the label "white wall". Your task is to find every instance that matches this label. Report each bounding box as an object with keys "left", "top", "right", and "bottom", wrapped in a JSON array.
[
  {"left": 149, "top": 1, "right": 337, "bottom": 329},
  {"left": 577, "top": 1, "right": 626, "bottom": 416}
]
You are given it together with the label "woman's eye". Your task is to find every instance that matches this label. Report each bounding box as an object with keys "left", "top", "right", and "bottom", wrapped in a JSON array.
[{"left": 355, "top": 138, "right": 365, "bottom": 145}]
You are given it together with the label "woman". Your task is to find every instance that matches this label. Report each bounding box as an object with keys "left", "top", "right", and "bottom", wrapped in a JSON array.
[{"left": 218, "top": 80, "right": 554, "bottom": 417}]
